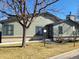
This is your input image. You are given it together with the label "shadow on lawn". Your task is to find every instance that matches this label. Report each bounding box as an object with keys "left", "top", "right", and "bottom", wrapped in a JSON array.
[{"left": 0, "top": 46, "right": 22, "bottom": 48}]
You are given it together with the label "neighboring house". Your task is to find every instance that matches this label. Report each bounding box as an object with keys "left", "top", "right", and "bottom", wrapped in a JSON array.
[
  {"left": 52, "top": 14, "right": 79, "bottom": 41},
  {"left": 0, "top": 12, "right": 61, "bottom": 42}
]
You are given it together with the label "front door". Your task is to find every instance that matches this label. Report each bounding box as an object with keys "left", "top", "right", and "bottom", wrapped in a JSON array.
[{"left": 46, "top": 25, "right": 53, "bottom": 41}]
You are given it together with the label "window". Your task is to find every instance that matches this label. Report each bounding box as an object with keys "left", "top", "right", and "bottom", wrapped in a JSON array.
[
  {"left": 36, "top": 26, "right": 43, "bottom": 35},
  {"left": 3, "top": 24, "right": 14, "bottom": 35},
  {"left": 58, "top": 26, "right": 63, "bottom": 34},
  {"left": 77, "top": 30, "right": 79, "bottom": 35}
]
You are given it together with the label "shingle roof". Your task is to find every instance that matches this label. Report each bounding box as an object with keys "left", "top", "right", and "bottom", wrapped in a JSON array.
[{"left": 0, "top": 12, "right": 61, "bottom": 24}]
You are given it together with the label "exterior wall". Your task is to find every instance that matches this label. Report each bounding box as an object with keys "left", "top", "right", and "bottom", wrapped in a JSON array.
[
  {"left": 53, "top": 22, "right": 75, "bottom": 37},
  {"left": 76, "top": 27, "right": 79, "bottom": 35},
  {"left": 2, "top": 16, "right": 54, "bottom": 40}
]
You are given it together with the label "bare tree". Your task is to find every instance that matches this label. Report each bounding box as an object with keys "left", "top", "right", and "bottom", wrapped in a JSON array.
[{"left": 0, "top": 0, "right": 59, "bottom": 47}]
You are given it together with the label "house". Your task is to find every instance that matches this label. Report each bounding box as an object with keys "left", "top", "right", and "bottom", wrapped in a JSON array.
[
  {"left": 52, "top": 14, "right": 79, "bottom": 41},
  {"left": 0, "top": 12, "right": 61, "bottom": 42}
]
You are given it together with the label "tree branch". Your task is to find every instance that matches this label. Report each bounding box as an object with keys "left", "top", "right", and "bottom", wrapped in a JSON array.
[
  {"left": 26, "top": 0, "right": 38, "bottom": 28},
  {"left": 26, "top": 7, "right": 30, "bottom": 15},
  {"left": 6, "top": 0, "right": 19, "bottom": 15},
  {"left": 16, "top": 15, "right": 24, "bottom": 26},
  {"left": 38, "top": 0, "right": 59, "bottom": 13},
  {"left": 6, "top": 0, "right": 14, "bottom": 10},
  {"left": 37, "top": 0, "right": 45, "bottom": 5},
  {"left": 0, "top": 10, "right": 15, "bottom": 16}
]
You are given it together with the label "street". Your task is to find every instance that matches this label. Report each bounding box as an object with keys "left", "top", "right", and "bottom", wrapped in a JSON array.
[{"left": 70, "top": 55, "right": 79, "bottom": 59}]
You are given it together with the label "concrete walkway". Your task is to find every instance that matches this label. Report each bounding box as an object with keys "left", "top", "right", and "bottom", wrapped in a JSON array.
[
  {"left": 0, "top": 40, "right": 42, "bottom": 45},
  {"left": 49, "top": 49, "right": 79, "bottom": 59}
]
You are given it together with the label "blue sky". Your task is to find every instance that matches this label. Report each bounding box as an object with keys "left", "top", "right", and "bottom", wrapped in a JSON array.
[
  {"left": 0, "top": 0, "right": 79, "bottom": 20},
  {"left": 23, "top": 0, "right": 79, "bottom": 19},
  {"left": 48, "top": 0, "right": 79, "bottom": 19}
]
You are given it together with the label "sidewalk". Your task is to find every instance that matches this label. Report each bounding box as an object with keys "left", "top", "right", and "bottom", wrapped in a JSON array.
[
  {"left": 0, "top": 40, "right": 42, "bottom": 45},
  {"left": 49, "top": 49, "right": 79, "bottom": 59}
]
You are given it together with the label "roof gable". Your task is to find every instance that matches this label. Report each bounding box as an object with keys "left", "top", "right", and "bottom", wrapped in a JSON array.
[
  {"left": 53, "top": 19, "right": 79, "bottom": 26},
  {"left": 0, "top": 12, "right": 61, "bottom": 24}
]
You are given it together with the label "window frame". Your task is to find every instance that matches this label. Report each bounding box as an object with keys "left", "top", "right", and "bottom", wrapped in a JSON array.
[
  {"left": 3, "top": 24, "right": 14, "bottom": 36},
  {"left": 35, "top": 26, "right": 43, "bottom": 36},
  {"left": 58, "top": 26, "right": 63, "bottom": 34}
]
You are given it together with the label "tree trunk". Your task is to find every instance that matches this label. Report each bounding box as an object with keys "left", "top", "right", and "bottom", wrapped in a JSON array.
[{"left": 22, "top": 26, "right": 26, "bottom": 47}]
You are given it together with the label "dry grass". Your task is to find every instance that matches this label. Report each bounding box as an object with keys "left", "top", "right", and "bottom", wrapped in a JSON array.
[{"left": 0, "top": 42, "right": 79, "bottom": 59}]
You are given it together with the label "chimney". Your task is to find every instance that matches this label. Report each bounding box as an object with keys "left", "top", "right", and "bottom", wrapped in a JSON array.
[
  {"left": 66, "top": 12, "right": 76, "bottom": 21},
  {"left": 70, "top": 15, "right": 76, "bottom": 21}
]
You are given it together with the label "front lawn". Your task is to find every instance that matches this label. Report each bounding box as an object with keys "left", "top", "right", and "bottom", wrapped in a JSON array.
[{"left": 0, "top": 42, "right": 79, "bottom": 59}]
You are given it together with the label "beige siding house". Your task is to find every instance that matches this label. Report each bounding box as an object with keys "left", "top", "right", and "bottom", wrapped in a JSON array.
[
  {"left": 0, "top": 12, "right": 60, "bottom": 42},
  {"left": 53, "top": 15, "right": 79, "bottom": 41}
]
